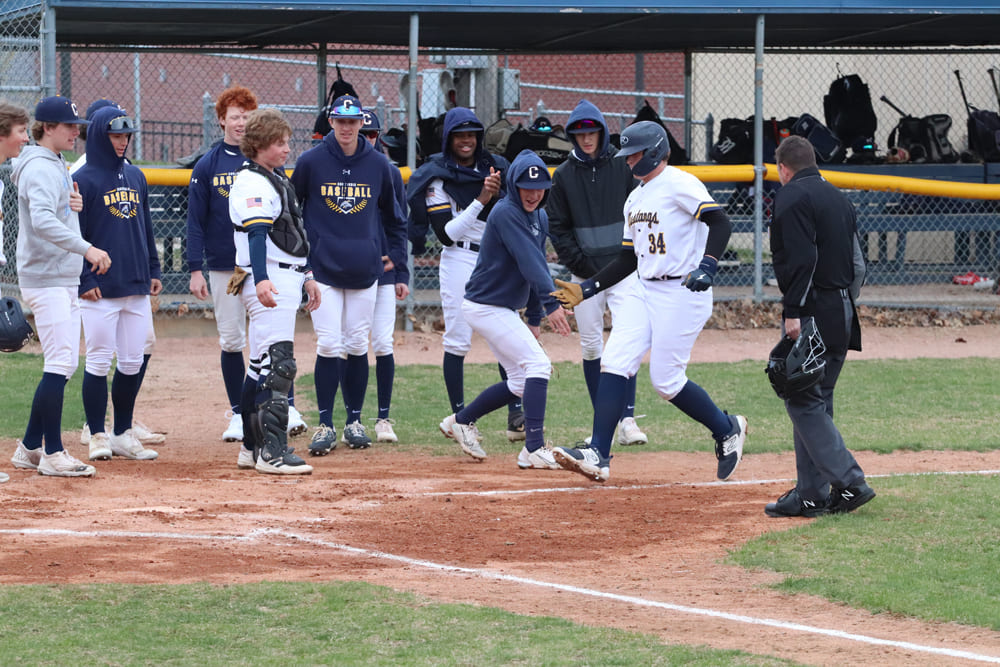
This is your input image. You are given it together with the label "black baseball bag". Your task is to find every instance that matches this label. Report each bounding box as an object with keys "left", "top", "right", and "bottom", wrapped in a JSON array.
[
  {"left": 823, "top": 73, "right": 877, "bottom": 155},
  {"left": 503, "top": 123, "right": 573, "bottom": 166},
  {"left": 792, "top": 113, "right": 846, "bottom": 163},
  {"left": 632, "top": 100, "right": 689, "bottom": 165},
  {"left": 954, "top": 69, "right": 1000, "bottom": 163},
  {"left": 880, "top": 96, "right": 957, "bottom": 164},
  {"left": 312, "top": 64, "right": 358, "bottom": 139}
]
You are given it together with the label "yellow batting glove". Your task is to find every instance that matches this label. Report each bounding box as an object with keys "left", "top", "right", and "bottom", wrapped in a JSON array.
[{"left": 551, "top": 278, "right": 584, "bottom": 308}]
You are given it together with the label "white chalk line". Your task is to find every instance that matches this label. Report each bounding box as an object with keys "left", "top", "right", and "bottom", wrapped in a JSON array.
[{"left": 2, "top": 526, "right": 998, "bottom": 664}]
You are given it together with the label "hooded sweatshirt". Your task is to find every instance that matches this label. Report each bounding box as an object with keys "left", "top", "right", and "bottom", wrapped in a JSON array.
[
  {"left": 291, "top": 131, "right": 407, "bottom": 290},
  {"left": 186, "top": 139, "right": 247, "bottom": 273},
  {"left": 74, "top": 106, "right": 161, "bottom": 298},
  {"left": 12, "top": 144, "right": 92, "bottom": 288},
  {"left": 406, "top": 107, "right": 509, "bottom": 254},
  {"left": 464, "top": 150, "right": 560, "bottom": 322},
  {"left": 546, "top": 99, "right": 637, "bottom": 279}
]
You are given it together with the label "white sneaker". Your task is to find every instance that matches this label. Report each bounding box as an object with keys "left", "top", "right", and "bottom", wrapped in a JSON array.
[
  {"left": 375, "top": 418, "right": 398, "bottom": 443},
  {"left": 222, "top": 411, "right": 244, "bottom": 442},
  {"left": 80, "top": 423, "right": 91, "bottom": 445},
  {"left": 0, "top": 471, "right": 9, "bottom": 483},
  {"left": 552, "top": 445, "right": 610, "bottom": 483},
  {"left": 451, "top": 422, "right": 486, "bottom": 460},
  {"left": 11, "top": 440, "right": 42, "bottom": 470},
  {"left": 237, "top": 445, "right": 255, "bottom": 470},
  {"left": 109, "top": 430, "right": 158, "bottom": 460},
  {"left": 438, "top": 414, "right": 457, "bottom": 440},
  {"left": 38, "top": 450, "right": 96, "bottom": 477},
  {"left": 132, "top": 420, "right": 166, "bottom": 445},
  {"left": 617, "top": 416, "right": 648, "bottom": 446},
  {"left": 88, "top": 432, "right": 113, "bottom": 461},
  {"left": 517, "top": 445, "right": 561, "bottom": 470},
  {"left": 287, "top": 406, "right": 307, "bottom": 437}
]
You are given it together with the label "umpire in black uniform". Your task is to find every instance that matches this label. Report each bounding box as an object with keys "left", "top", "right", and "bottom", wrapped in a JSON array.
[{"left": 765, "top": 135, "right": 875, "bottom": 518}]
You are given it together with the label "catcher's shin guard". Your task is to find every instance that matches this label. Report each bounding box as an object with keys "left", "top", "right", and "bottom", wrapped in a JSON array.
[{"left": 255, "top": 341, "right": 297, "bottom": 463}]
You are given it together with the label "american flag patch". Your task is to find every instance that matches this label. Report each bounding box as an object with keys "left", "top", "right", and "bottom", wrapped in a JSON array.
[{"left": 247, "top": 197, "right": 262, "bottom": 208}]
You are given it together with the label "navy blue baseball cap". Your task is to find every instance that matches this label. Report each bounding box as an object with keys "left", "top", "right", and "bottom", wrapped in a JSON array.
[
  {"left": 567, "top": 118, "right": 601, "bottom": 134},
  {"left": 361, "top": 108, "right": 381, "bottom": 133},
  {"left": 34, "top": 96, "right": 89, "bottom": 125},
  {"left": 85, "top": 98, "right": 122, "bottom": 119},
  {"left": 515, "top": 165, "right": 552, "bottom": 190},
  {"left": 329, "top": 95, "right": 363, "bottom": 118}
]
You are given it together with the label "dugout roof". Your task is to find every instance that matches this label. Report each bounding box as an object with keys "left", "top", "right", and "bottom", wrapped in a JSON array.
[{"left": 16, "top": 1, "right": 1000, "bottom": 51}]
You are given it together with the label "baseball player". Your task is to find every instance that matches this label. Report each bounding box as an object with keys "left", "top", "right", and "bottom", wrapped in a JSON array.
[
  {"left": 356, "top": 108, "right": 410, "bottom": 443},
  {"left": 72, "top": 98, "right": 164, "bottom": 448},
  {"left": 406, "top": 107, "right": 527, "bottom": 442},
  {"left": 230, "top": 108, "right": 320, "bottom": 475},
  {"left": 551, "top": 121, "right": 747, "bottom": 483},
  {"left": 292, "top": 94, "right": 407, "bottom": 453},
  {"left": 10, "top": 96, "right": 109, "bottom": 477},
  {"left": 439, "top": 149, "right": 571, "bottom": 467},
  {"left": 547, "top": 99, "right": 647, "bottom": 446},
  {"left": 765, "top": 135, "right": 874, "bottom": 517},
  {"left": 187, "top": 87, "right": 310, "bottom": 442},
  {"left": 75, "top": 106, "right": 161, "bottom": 462}
]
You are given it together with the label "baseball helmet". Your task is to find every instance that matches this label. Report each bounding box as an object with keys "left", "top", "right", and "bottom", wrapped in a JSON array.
[
  {"left": 0, "top": 296, "right": 36, "bottom": 353},
  {"left": 617, "top": 120, "right": 669, "bottom": 177},
  {"left": 765, "top": 318, "right": 827, "bottom": 399}
]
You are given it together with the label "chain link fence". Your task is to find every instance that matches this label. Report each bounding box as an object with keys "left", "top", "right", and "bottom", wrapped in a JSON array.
[{"left": 2, "top": 35, "right": 998, "bottom": 322}]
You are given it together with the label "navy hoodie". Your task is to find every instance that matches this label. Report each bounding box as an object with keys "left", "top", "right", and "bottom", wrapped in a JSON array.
[
  {"left": 74, "top": 106, "right": 161, "bottom": 298},
  {"left": 379, "top": 161, "right": 409, "bottom": 287},
  {"left": 464, "top": 150, "right": 559, "bottom": 323},
  {"left": 292, "top": 131, "right": 407, "bottom": 290},
  {"left": 186, "top": 140, "right": 247, "bottom": 273},
  {"left": 406, "top": 107, "right": 509, "bottom": 254}
]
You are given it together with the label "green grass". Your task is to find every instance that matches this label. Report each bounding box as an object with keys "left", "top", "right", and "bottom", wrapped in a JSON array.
[
  {"left": 0, "top": 581, "right": 794, "bottom": 666},
  {"left": 730, "top": 474, "right": 1000, "bottom": 630}
]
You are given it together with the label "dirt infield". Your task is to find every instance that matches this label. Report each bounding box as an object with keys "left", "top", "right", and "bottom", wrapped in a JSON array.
[{"left": 2, "top": 324, "right": 1000, "bottom": 666}]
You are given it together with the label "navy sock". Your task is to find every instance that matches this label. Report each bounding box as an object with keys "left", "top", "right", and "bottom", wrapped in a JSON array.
[
  {"left": 82, "top": 371, "right": 108, "bottom": 435},
  {"left": 669, "top": 380, "right": 732, "bottom": 438},
  {"left": 499, "top": 364, "right": 522, "bottom": 414},
  {"left": 240, "top": 375, "right": 257, "bottom": 448},
  {"left": 376, "top": 354, "right": 394, "bottom": 420},
  {"left": 287, "top": 382, "right": 296, "bottom": 408},
  {"left": 343, "top": 354, "right": 369, "bottom": 424},
  {"left": 221, "top": 351, "right": 245, "bottom": 412},
  {"left": 522, "top": 378, "right": 548, "bottom": 451},
  {"left": 457, "top": 382, "right": 515, "bottom": 425},
  {"left": 30, "top": 372, "right": 67, "bottom": 455},
  {"left": 591, "top": 373, "right": 627, "bottom": 459},
  {"left": 443, "top": 352, "right": 465, "bottom": 413},
  {"left": 582, "top": 358, "right": 601, "bottom": 409},
  {"left": 314, "top": 355, "right": 340, "bottom": 428},
  {"left": 136, "top": 354, "right": 151, "bottom": 392},
  {"left": 622, "top": 374, "right": 638, "bottom": 420},
  {"left": 111, "top": 369, "right": 140, "bottom": 436}
]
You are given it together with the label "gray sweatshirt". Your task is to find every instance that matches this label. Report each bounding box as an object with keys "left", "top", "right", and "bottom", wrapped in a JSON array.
[{"left": 12, "top": 145, "right": 91, "bottom": 288}]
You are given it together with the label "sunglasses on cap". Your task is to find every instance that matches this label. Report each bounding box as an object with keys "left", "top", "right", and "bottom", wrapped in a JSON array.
[
  {"left": 360, "top": 130, "right": 380, "bottom": 138},
  {"left": 107, "top": 116, "right": 138, "bottom": 132},
  {"left": 569, "top": 119, "right": 600, "bottom": 132}
]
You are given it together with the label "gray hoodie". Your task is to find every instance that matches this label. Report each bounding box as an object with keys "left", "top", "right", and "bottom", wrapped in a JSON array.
[{"left": 12, "top": 144, "right": 91, "bottom": 288}]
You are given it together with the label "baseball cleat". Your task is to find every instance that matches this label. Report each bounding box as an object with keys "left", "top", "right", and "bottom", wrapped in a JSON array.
[
  {"left": 517, "top": 445, "right": 561, "bottom": 470},
  {"left": 765, "top": 488, "right": 829, "bottom": 518},
  {"left": 616, "top": 416, "right": 648, "bottom": 446},
  {"left": 109, "top": 430, "right": 158, "bottom": 460},
  {"left": 439, "top": 414, "right": 457, "bottom": 440},
  {"left": 0, "top": 471, "right": 8, "bottom": 484},
  {"left": 236, "top": 445, "right": 256, "bottom": 470},
  {"left": 38, "top": 450, "right": 96, "bottom": 477},
  {"left": 255, "top": 448, "right": 313, "bottom": 475},
  {"left": 552, "top": 444, "right": 610, "bottom": 482},
  {"left": 451, "top": 422, "right": 486, "bottom": 460},
  {"left": 286, "top": 406, "right": 308, "bottom": 437},
  {"left": 341, "top": 421, "right": 372, "bottom": 449},
  {"left": 308, "top": 425, "right": 337, "bottom": 456},
  {"left": 11, "top": 440, "right": 41, "bottom": 470},
  {"left": 506, "top": 411, "right": 526, "bottom": 441},
  {"left": 87, "top": 432, "right": 113, "bottom": 461},
  {"left": 374, "top": 418, "right": 398, "bottom": 443},
  {"left": 132, "top": 420, "right": 166, "bottom": 445},
  {"left": 222, "top": 411, "right": 244, "bottom": 442},
  {"left": 827, "top": 482, "right": 876, "bottom": 514},
  {"left": 714, "top": 414, "right": 746, "bottom": 480}
]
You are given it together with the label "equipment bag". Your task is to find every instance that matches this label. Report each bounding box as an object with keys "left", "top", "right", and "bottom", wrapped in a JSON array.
[
  {"left": 954, "top": 69, "right": 1000, "bottom": 162},
  {"left": 710, "top": 116, "right": 797, "bottom": 164},
  {"left": 632, "top": 100, "right": 689, "bottom": 165},
  {"left": 792, "top": 113, "right": 846, "bottom": 163},
  {"left": 823, "top": 73, "right": 877, "bottom": 152},
  {"left": 881, "top": 96, "right": 958, "bottom": 163},
  {"left": 503, "top": 125, "right": 573, "bottom": 165},
  {"left": 312, "top": 64, "right": 358, "bottom": 139}
]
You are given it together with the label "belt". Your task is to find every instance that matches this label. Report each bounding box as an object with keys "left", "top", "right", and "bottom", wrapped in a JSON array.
[
  {"left": 455, "top": 241, "right": 480, "bottom": 252},
  {"left": 240, "top": 263, "right": 307, "bottom": 273},
  {"left": 647, "top": 274, "right": 683, "bottom": 281}
]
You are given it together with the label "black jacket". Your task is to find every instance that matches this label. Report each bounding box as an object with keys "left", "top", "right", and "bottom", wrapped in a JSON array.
[{"left": 771, "top": 166, "right": 862, "bottom": 350}]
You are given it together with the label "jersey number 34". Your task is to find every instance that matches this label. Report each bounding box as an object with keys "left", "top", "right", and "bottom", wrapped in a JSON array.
[{"left": 647, "top": 232, "right": 667, "bottom": 255}]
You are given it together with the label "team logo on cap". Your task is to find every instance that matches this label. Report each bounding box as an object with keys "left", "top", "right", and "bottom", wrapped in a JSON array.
[
  {"left": 103, "top": 187, "right": 140, "bottom": 220},
  {"left": 71, "top": 103, "right": 80, "bottom": 117}
]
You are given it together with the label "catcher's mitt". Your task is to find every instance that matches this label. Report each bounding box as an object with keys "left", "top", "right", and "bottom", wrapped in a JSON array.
[{"left": 226, "top": 266, "right": 249, "bottom": 296}]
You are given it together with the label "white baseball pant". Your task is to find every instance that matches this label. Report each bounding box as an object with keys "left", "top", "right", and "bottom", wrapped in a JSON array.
[
  {"left": 461, "top": 299, "right": 551, "bottom": 396},
  {"left": 570, "top": 271, "right": 643, "bottom": 361},
  {"left": 439, "top": 245, "right": 478, "bottom": 356},
  {"left": 209, "top": 269, "right": 247, "bottom": 353},
  {"left": 81, "top": 294, "right": 152, "bottom": 376},
  {"left": 371, "top": 283, "right": 397, "bottom": 357},
  {"left": 20, "top": 286, "right": 80, "bottom": 378},
  {"left": 310, "top": 281, "right": 378, "bottom": 358},
  {"left": 241, "top": 266, "right": 305, "bottom": 374}
]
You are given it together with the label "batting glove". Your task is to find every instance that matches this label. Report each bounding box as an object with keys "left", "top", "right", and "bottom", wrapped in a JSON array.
[
  {"left": 551, "top": 278, "right": 593, "bottom": 308},
  {"left": 683, "top": 256, "right": 718, "bottom": 292}
]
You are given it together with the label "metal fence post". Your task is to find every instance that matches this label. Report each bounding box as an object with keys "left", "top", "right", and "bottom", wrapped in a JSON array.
[{"left": 201, "top": 92, "right": 215, "bottom": 150}]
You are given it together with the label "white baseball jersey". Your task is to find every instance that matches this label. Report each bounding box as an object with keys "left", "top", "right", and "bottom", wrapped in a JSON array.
[
  {"left": 622, "top": 166, "right": 721, "bottom": 280},
  {"left": 229, "top": 170, "right": 305, "bottom": 269},
  {"left": 425, "top": 177, "right": 487, "bottom": 244}
]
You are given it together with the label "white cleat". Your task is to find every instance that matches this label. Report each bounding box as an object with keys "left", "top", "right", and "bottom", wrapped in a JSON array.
[
  {"left": 517, "top": 445, "right": 561, "bottom": 470},
  {"left": 38, "top": 450, "right": 96, "bottom": 477},
  {"left": 109, "top": 430, "right": 158, "bottom": 461},
  {"left": 451, "top": 422, "right": 486, "bottom": 460},
  {"left": 88, "top": 432, "right": 113, "bottom": 461},
  {"left": 617, "top": 416, "right": 648, "bottom": 446},
  {"left": 375, "top": 418, "right": 398, "bottom": 443},
  {"left": 438, "top": 413, "right": 457, "bottom": 440},
  {"left": 222, "top": 411, "right": 244, "bottom": 442},
  {"left": 132, "top": 420, "right": 166, "bottom": 445},
  {"left": 287, "top": 406, "right": 308, "bottom": 437}
]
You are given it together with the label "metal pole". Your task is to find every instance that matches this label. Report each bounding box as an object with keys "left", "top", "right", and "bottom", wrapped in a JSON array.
[
  {"left": 317, "top": 43, "right": 328, "bottom": 110},
  {"left": 753, "top": 15, "right": 765, "bottom": 303},
  {"left": 133, "top": 53, "right": 143, "bottom": 161},
  {"left": 634, "top": 52, "right": 644, "bottom": 112},
  {"left": 40, "top": 2, "right": 56, "bottom": 97},
  {"left": 405, "top": 13, "right": 419, "bottom": 332},
  {"left": 684, "top": 51, "right": 693, "bottom": 158}
]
